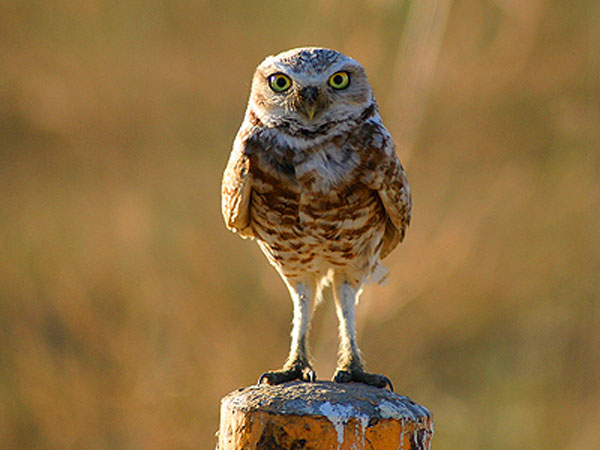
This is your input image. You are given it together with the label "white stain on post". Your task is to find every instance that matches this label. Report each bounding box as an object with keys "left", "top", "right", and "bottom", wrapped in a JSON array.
[{"left": 319, "top": 402, "right": 370, "bottom": 448}]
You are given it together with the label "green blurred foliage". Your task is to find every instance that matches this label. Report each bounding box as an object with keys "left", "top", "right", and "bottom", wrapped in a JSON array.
[{"left": 1, "top": 0, "right": 599, "bottom": 448}]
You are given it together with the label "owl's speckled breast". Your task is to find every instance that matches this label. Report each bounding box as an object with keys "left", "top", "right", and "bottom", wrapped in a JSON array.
[{"left": 248, "top": 144, "right": 387, "bottom": 281}]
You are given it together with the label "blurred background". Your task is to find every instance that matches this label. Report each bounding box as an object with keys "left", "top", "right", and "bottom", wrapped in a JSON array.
[{"left": 1, "top": 0, "right": 598, "bottom": 448}]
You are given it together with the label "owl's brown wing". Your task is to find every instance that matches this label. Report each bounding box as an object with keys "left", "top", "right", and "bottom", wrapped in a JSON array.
[
  {"left": 221, "top": 137, "right": 255, "bottom": 239},
  {"left": 376, "top": 153, "right": 411, "bottom": 258},
  {"left": 358, "top": 124, "right": 412, "bottom": 258}
]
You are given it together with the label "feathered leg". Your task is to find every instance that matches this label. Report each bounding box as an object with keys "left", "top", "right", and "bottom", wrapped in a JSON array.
[
  {"left": 331, "top": 277, "right": 393, "bottom": 391},
  {"left": 258, "top": 281, "right": 316, "bottom": 385}
]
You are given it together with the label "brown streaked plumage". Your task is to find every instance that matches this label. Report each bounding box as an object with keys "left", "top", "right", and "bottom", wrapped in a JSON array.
[{"left": 222, "top": 47, "right": 411, "bottom": 390}]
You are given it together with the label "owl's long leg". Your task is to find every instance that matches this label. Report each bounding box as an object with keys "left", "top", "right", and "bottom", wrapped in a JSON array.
[
  {"left": 331, "top": 278, "right": 393, "bottom": 391},
  {"left": 258, "top": 281, "right": 316, "bottom": 385}
]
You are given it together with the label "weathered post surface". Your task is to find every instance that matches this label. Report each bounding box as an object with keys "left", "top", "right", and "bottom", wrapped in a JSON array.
[{"left": 217, "top": 381, "right": 433, "bottom": 449}]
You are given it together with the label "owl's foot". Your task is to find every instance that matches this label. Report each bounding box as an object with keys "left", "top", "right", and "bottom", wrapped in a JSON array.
[
  {"left": 333, "top": 367, "right": 394, "bottom": 391},
  {"left": 258, "top": 361, "right": 316, "bottom": 386}
]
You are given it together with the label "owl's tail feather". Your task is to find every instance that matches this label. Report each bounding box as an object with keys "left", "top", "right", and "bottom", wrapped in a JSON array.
[{"left": 370, "top": 261, "right": 389, "bottom": 286}]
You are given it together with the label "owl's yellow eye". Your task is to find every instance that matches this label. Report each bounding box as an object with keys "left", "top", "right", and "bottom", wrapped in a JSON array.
[
  {"left": 269, "top": 73, "right": 292, "bottom": 92},
  {"left": 328, "top": 71, "right": 350, "bottom": 90}
]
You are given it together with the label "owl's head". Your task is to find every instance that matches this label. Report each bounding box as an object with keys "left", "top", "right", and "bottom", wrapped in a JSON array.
[{"left": 248, "top": 48, "right": 374, "bottom": 130}]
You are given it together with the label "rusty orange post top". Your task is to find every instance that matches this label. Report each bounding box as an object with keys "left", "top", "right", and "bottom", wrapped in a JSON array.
[{"left": 217, "top": 381, "right": 433, "bottom": 450}]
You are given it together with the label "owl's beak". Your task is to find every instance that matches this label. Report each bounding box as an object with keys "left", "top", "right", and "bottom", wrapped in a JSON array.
[
  {"left": 297, "top": 86, "right": 327, "bottom": 121},
  {"left": 304, "top": 104, "right": 319, "bottom": 121}
]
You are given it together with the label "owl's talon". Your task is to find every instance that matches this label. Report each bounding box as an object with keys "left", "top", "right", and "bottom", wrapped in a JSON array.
[
  {"left": 303, "top": 367, "right": 317, "bottom": 382},
  {"left": 381, "top": 375, "right": 394, "bottom": 392},
  {"left": 333, "top": 368, "right": 394, "bottom": 391},
  {"left": 257, "top": 372, "right": 275, "bottom": 386},
  {"left": 258, "top": 362, "right": 316, "bottom": 386}
]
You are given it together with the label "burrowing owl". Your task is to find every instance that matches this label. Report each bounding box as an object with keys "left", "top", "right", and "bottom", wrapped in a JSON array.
[{"left": 222, "top": 47, "right": 411, "bottom": 390}]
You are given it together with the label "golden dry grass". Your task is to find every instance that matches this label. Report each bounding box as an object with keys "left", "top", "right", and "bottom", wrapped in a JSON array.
[{"left": 1, "top": 1, "right": 599, "bottom": 448}]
